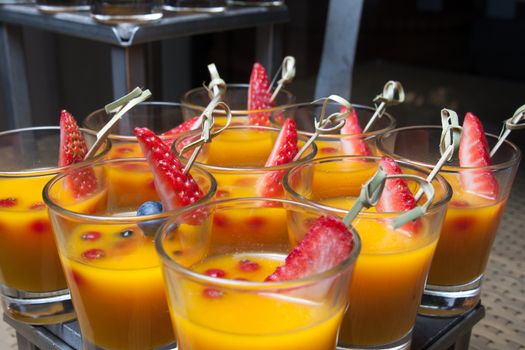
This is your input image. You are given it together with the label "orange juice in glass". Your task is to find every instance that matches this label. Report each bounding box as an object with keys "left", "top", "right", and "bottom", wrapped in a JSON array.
[
  {"left": 84, "top": 102, "right": 202, "bottom": 207},
  {"left": 0, "top": 126, "right": 109, "bottom": 324},
  {"left": 284, "top": 156, "right": 451, "bottom": 349},
  {"left": 181, "top": 84, "right": 295, "bottom": 126},
  {"left": 44, "top": 158, "right": 217, "bottom": 350},
  {"left": 172, "top": 125, "right": 316, "bottom": 246},
  {"left": 378, "top": 125, "right": 521, "bottom": 316},
  {"left": 156, "top": 197, "right": 360, "bottom": 350}
]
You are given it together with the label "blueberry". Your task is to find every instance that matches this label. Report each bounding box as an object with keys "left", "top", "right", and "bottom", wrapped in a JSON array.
[
  {"left": 137, "top": 201, "right": 165, "bottom": 237},
  {"left": 137, "top": 201, "right": 163, "bottom": 216}
]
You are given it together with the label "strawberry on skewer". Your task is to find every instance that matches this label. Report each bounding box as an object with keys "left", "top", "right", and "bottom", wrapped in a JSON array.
[
  {"left": 248, "top": 63, "right": 274, "bottom": 126},
  {"left": 265, "top": 216, "right": 354, "bottom": 282},
  {"left": 376, "top": 156, "right": 420, "bottom": 234},
  {"left": 256, "top": 118, "right": 298, "bottom": 198},
  {"left": 59, "top": 110, "right": 98, "bottom": 198},
  {"left": 340, "top": 106, "right": 371, "bottom": 156},
  {"left": 458, "top": 113, "right": 499, "bottom": 200},
  {"left": 134, "top": 127, "right": 204, "bottom": 211}
]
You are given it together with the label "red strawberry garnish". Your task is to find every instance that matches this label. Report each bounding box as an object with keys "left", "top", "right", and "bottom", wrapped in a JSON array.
[
  {"left": 134, "top": 127, "right": 204, "bottom": 211},
  {"left": 59, "top": 110, "right": 98, "bottom": 198},
  {"left": 162, "top": 116, "right": 201, "bottom": 136},
  {"left": 248, "top": 63, "right": 274, "bottom": 125},
  {"left": 265, "top": 216, "right": 354, "bottom": 282},
  {"left": 0, "top": 198, "right": 17, "bottom": 208},
  {"left": 459, "top": 113, "right": 499, "bottom": 200},
  {"left": 256, "top": 118, "right": 298, "bottom": 197},
  {"left": 376, "top": 157, "right": 420, "bottom": 233},
  {"left": 340, "top": 106, "right": 371, "bottom": 156}
]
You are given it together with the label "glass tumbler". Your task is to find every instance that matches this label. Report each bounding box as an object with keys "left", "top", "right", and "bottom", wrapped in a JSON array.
[
  {"left": 0, "top": 126, "right": 109, "bottom": 324},
  {"left": 37, "top": 0, "right": 90, "bottom": 14},
  {"left": 181, "top": 83, "right": 295, "bottom": 126},
  {"left": 156, "top": 197, "right": 361, "bottom": 350},
  {"left": 44, "top": 158, "right": 216, "bottom": 350},
  {"left": 91, "top": 0, "right": 163, "bottom": 24},
  {"left": 284, "top": 156, "right": 452, "bottom": 349},
  {"left": 163, "top": 0, "right": 227, "bottom": 12},
  {"left": 378, "top": 126, "right": 521, "bottom": 316}
]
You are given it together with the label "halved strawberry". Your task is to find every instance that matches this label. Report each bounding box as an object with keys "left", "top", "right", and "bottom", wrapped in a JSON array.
[
  {"left": 59, "top": 110, "right": 98, "bottom": 198},
  {"left": 265, "top": 216, "right": 354, "bottom": 282},
  {"left": 134, "top": 127, "right": 204, "bottom": 211},
  {"left": 459, "top": 113, "right": 499, "bottom": 200},
  {"left": 248, "top": 63, "right": 274, "bottom": 126},
  {"left": 162, "top": 116, "right": 201, "bottom": 136},
  {"left": 340, "top": 106, "right": 371, "bottom": 156},
  {"left": 256, "top": 118, "right": 298, "bottom": 197},
  {"left": 376, "top": 156, "right": 420, "bottom": 233}
]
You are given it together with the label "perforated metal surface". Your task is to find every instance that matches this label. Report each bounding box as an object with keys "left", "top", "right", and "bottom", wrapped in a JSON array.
[{"left": 471, "top": 169, "right": 525, "bottom": 350}]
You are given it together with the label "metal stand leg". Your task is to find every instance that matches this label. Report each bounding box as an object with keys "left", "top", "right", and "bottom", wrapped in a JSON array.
[
  {"left": 451, "top": 330, "right": 472, "bottom": 350},
  {"left": 16, "top": 332, "right": 40, "bottom": 350},
  {"left": 256, "top": 24, "right": 283, "bottom": 76},
  {"left": 0, "top": 24, "right": 32, "bottom": 130},
  {"left": 314, "top": 0, "right": 364, "bottom": 100},
  {"left": 110, "top": 44, "right": 146, "bottom": 99}
]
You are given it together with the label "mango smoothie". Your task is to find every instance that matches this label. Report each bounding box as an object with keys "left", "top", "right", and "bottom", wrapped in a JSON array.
[
  {"left": 0, "top": 176, "right": 66, "bottom": 292},
  {"left": 427, "top": 175, "right": 505, "bottom": 286},
  {"left": 61, "top": 223, "right": 173, "bottom": 350},
  {"left": 168, "top": 253, "right": 344, "bottom": 350},
  {"left": 322, "top": 197, "right": 437, "bottom": 346}
]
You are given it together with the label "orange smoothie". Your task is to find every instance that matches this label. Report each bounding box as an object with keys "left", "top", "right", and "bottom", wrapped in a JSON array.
[
  {"left": 427, "top": 176, "right": 505, "bottom": 286},
  {"left": 322, "top": 197, "right": 437, "bottom": 346},
  {"left": 168, "top": 253, "right": 344, "bottom": 350},
  {"left": 315, "top": 138, "right": 376, "bottom": 158},
  {"left": 61, "top": 223, "right": 174, "bottom": 350},
  {"left": 0, "top": 176, "right": 66, "bottom": 292},
  {"left": 107, "top": 142, "right": 143, "bottom": 159}
]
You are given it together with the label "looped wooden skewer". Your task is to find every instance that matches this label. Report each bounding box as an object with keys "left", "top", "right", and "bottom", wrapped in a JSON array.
[
  {"left": 84, "top": 88, "right": 152, "bottom": 160},
  {"left": 363, "top": 80, "right": 405, "bottom": 132},
  {"left": 268, "top": 56, "right": 296, "bottom": 102},
  {"left": 293, "top": 95, "right": 352, "bottom": 161},
  {"left": 490, "top": 104, "right": 525, "bottom": 157}
]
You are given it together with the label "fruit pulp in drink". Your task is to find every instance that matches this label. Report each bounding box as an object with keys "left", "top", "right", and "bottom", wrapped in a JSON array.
[
  {"left": 60, "top": 223, "right": 174, "bottom": 350},
  {"left": 168, "top": 253, "right": 344, "bottom": 350},
  {"left": 320, "top": 197, "right": 437, "bottom": 346},
  {"left": 427, "top": 176, "right": 505, "bottom": 286}
]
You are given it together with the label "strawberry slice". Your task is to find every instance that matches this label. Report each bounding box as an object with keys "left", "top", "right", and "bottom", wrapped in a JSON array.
[
  {"left": 459, "top": 112, "right": 499, "bottom": 200},
  {"left": 59, "top": 110, "right": 98, "bottom": 198},
  {"left": 265, "top": 216, "right": 354, "bottom": 282},
  {"left": 134, "top": 127, "right": 204, "bottom": 211},
  {"left": 340, "top": 106, "right": 371, "bottom": 156},
  {"left": 161, "top": 116, "right": 201, "bottom": 136},
  {"left": 376, "top": 157, "right": 420, "bottom": 233},
  {"left": 256, "top": 118, "right": 298, "bottom": 197},
  {"left": 248, "top": 62, "right": 274, "bottom": 126}
]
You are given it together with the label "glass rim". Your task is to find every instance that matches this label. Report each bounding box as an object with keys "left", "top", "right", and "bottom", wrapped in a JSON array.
[
  {"left": 181, "top": 83, "right": 295, "bottom": 114},
  {"left": 172, "top": 125, "right": 318, "bottom": 172},
  {"left": 286, "top": 101, "right": 397, "bottom": 137},
  {"left": 42, "top": 157, "right": 217, "bottom": 223},
  {"left": 283, "top": 155, "right": 453, "bottom": 218},
  {"left": 155, "top": 196, "right": 362, "bottom": 290},
  {"left": 83, "top": 101, "right": 188, "bottom": 142},
  {"left": 377, "top": 125, "right": 522, "bottom": 172},
  {"left": 0, "top": 126, "right": 111, "bottom": 177}
]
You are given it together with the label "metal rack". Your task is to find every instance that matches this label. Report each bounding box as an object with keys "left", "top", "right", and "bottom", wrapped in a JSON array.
[{"left": 0, "top": 4, "right": 288, "bottom": 129}]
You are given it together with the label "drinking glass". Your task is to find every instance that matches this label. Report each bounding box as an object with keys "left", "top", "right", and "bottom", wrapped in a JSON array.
[
  {"left": 164, "top": 0, "right": 227, "bottom": 12},
  {"left": 0, "top": 126, "right": 110, "bottom": 324},
  {"left": 227, "top": 0, "right": 283, "bottom": 6},
  {"left": 36, "top": 0, "right": 90, "bottom": 13},
  {"left": 283, "top": 102, "right": 396, "bottom": 158},
  {"left": 284, "top": 156, "right": 452, "bottom": 349},
  {"left": 44, "top": 158, "right": 216, "bottom": 349},
  {"left": 181, "top": 84, "right": 295, "bottom": 126},
  {"left": 156, "top": 197, "right": 361, "bottom": 350},
  {"left": 378, "top": 126, "right": 521, "bottom": 316},
  {"left": 91, "top": 0, "right": 163, "bottom": 24},
  {"left": 84, "top": 101, "right": 199, "bottom": 159},
  {"left": 172, "top": 125, "right": 317, "bottom": 201}
]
